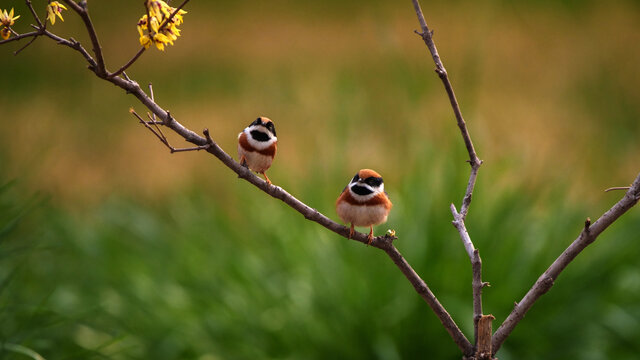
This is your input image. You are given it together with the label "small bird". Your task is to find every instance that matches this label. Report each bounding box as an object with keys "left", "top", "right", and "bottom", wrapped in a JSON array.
[
  {"left": 237, "top": 116, "right": 277, "bottom": 184},
  {"left": 336, "top": 169, "right": 393, "bottom": 245}
]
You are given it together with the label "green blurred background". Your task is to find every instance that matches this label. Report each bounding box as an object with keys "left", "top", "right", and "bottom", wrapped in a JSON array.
[{"left": 1, "top": 0, "right": 639, "bottom": 359}]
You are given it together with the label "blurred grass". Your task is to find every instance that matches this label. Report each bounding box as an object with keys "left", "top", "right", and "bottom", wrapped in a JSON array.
[{"left": 1, "top": 0, "right": 639, "bottom": 359}]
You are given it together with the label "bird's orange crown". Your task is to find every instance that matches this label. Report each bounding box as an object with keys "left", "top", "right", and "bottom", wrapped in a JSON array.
[{"left": 358, "top": 169, "right": 382, "bottom": 179}]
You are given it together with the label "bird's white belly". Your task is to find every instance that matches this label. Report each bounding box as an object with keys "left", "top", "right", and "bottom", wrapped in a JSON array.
[
  {"left": 238, "top": 145, "right": 272, "bottom": 173},
  {"left": 336, "top": 202, "right": 389, "bottom": 227}
]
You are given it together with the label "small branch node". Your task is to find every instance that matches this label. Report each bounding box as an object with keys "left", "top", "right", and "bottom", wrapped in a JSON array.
[
  {"left": 482, "top": 282, "right": 491, "bottom": 288},
  {"left": 376, "top": 233, "right": 397, "bottom": 249},
  {"left": 162, "top": 110, "right": 175, "bottom": 126},
  {"left": 450, "top": 203, "right": 460, "bottom": 217},
  {"left": 584, "top": 217, "right": 591, "bottom": 232},
  {"left": 539, "top": 275, "right": 555, "bottom": 294},
  {"left": 203, "top": 128, "right": 215, "bottom": 145}
]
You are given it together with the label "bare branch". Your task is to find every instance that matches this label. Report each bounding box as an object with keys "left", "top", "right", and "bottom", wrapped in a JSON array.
[
  {"left": 0, "top": 30, "right": 41, "bottom": 45},
  {"left": 383, "top": 245, "right": 474, "bottom": 356},
  {"left": 451, "top": 204, "right": 484, "bottom": 350},
  {"left": 13, "top": 34, "right": 39, "bottom": 55},
  {"left": 471, "top": 250, "right": 483, "bottom": 349},
  {"left": 45, "top": 32, "right": 98, "bottom": 70},
  {"left": 491, "top": 172, "right": 640, "bottom": 355},
  {"left": 110, "top": 47, "right": 146, "bottom": 78},
  {"left": 25, "top": 0, "right": 44, "bottom": 28},
  {"left": 61, "top": 0, "right": 107, "bottom": 76},
  {"left": 414, "top": 0, "right": 486, "bottom": 351},
  {"left": 450, "top": 204, "right": 475, "bottom": 260},
  {"left": 411, "top": 0, "right": 482, "bottom": 217},
  {"left": 3, "top": 23, "right": 98, "bottom": 70},
  {"left": 130, "top": 108, "right": 210, "bottom": 153}
]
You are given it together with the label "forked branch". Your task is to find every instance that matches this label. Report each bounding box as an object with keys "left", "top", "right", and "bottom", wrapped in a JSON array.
[{"left": 411, "top": 0, "right": 486, "bottom": 354}]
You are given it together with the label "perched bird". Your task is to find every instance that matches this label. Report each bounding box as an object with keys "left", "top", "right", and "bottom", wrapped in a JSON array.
[
  {"left": 237, "top": 116, "right": 277, "bottom": 184},
  {"left": 336, "top": 169, "right": 393, "bottom": 244}
]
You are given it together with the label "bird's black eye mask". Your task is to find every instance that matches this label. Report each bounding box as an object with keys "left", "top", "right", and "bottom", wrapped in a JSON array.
[
  {"left": 265, "top": 122, "right": 276, "bottom": 137},
  {"left": 351, "top": 173, "right": 360, "bottom": 183},
  {"left": 351, "top": 184, "right": 374, "bottom": 196},
  {"left": 364, "top": 176, "right": 383, "bottom": 187}
]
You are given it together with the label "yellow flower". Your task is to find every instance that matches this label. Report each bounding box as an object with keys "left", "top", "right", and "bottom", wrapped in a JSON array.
[
  {"left": 1, "top": 27, "right": 10, "bottom": 40},
  {"left": 137, "top": 0, "right": 187, "bottom": 51},
  {"left": 137, "top": 15, "right": 148, "bottom": 37},
  {"left": 0, "top": 8, "right": 20, "bottom": 27},
  {"left": 152, "top": 33, "right": 170, "bottom": 50},
  {"left": 0, "top": 8, "right": 19, "bottom": 40},
  {"left": 46, "top": 1, "right": 67, "bottom": 25},
  {"left": 139, "top": 34, "right": 152, "bottom": 49},
  {"left": 149, "top": 15, "right": 160, "bottom": 33}
]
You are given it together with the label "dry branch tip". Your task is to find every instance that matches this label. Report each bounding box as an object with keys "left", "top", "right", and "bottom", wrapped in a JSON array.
[
  {"left": 604, "top": 186, "right": 631, "bottom": 192},
  {"left": 203, "top": 128, "right": 214, "bottom": 145}
]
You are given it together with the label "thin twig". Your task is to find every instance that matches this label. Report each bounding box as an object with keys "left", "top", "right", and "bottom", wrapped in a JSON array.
[
  {"left": 46, "top": 32, "right": 98, "bottom": 70},
  {"left": 145, "top": 111, "right": 169, "bottom": 143},
  {"left": 25, "top": 0, "right": 44, "bottom": 28},
  {"left": 5, "top": 0, "right": 44, "bottom": 53},
  {"left": 411, "top": 0, "right": 482, "bottom": 218},
  {"left": 471, "top": 250, "right": 483, "bottom": 348},
  {"left": 148, "top": 83, "right": 158, "bottom": 123},
  {"left": 0, "top": 30, "right": 40, "bottom": 45},
  {"left": 130, "top": 108, "right": 209, "bottom": 153},
  {"left": 130, "top": 109, "right": 168, "bottom": 145},
  {"left": 13, "top": 34, "right": 39, "bottom": 55},
  {"left": 605, "top": 186, "right": 631, "bottom": 192},
  {"left": 109, "top": 47, "right": 146, "bottom": 78},
  {"left": 451, "top": 204, "right": 484, "bottom": 351},
  {"left": 4, "top": 22, "right": 99, "bottom": 70},
  {"left": 450, "top": 205, "right": 475, "bottom": 260},
  {"left": 61, "top": 0, "right": 107, "bottom": 76},
  {"left": 491, "top": 172, "right": 640, "bottom": 355},
  {"left": 158, "top": 0, "right": 191, "bottom": 31}
]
